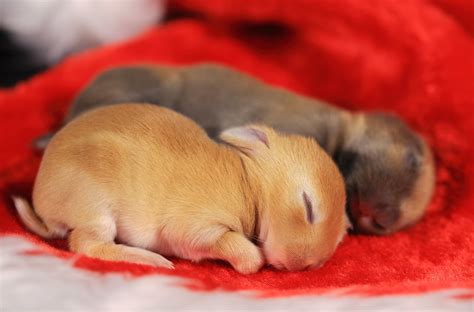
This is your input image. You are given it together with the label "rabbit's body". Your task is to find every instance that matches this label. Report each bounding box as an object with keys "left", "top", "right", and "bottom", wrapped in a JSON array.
[{"left": 16, "top": 104, "right": 347, "bottom": 274}]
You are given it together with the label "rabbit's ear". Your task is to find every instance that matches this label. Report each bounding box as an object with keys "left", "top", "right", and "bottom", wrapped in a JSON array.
[{"left": 219, "top": 126, "right": 270, "bottom": 156}]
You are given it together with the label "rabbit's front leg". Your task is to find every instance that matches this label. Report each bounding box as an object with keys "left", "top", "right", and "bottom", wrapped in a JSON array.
[{"left": 209, "top": 231, "right": 264, "bottom": 274}]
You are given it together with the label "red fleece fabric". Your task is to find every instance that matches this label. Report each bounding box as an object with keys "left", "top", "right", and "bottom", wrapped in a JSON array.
[{"left": 0, "top": 0, "right": 473, "bottom": 297}]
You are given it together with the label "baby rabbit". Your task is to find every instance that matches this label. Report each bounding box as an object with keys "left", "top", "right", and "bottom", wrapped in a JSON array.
[
  {"left": 15, "top": 104, "right": 347, "bottom": 273},
  {"left": 33, "top": 64, "right": 435, "bottom": 235}
]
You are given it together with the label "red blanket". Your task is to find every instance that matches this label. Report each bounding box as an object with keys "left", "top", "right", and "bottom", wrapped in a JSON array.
[{"left": 0, "top": 0, "right": 473, "bottom": 302}]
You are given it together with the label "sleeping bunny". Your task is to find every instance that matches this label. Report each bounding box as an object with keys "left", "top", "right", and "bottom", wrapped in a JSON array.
[{"left": 16, "top": 104, "right": 347, "bottom": 273}]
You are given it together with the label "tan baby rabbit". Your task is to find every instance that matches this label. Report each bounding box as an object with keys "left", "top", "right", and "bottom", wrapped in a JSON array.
[{"left": 14, "top": 104, "right": 347, "bottom": 274}]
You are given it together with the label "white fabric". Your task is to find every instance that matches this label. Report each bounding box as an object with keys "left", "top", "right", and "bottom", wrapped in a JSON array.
[
  {"left": 0, "top": 236, "right": 471, "bottom": 311},
  {"left": 0, "top": 0, "right": 164, "bottom": 64}
]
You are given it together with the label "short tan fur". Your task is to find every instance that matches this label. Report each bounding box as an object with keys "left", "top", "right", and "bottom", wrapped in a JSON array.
[{"left": 16, "top": 104, "right": 347, "bottom": 274}]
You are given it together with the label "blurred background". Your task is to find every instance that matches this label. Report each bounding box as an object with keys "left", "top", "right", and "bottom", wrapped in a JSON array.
[
  {"left": 0, "top": 0, "right": 165, "bottom": 87},
  {"left": 1, "top": 0, "right": 471, "bottom": 93}
]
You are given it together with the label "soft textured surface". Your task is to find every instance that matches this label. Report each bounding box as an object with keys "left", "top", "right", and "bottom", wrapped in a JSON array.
[
  {"left": 1, "top": 237, "right": 471, "bottom": 312},
  {"left": 0, "top": 0, "right": 473, "bottom": 305}
]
